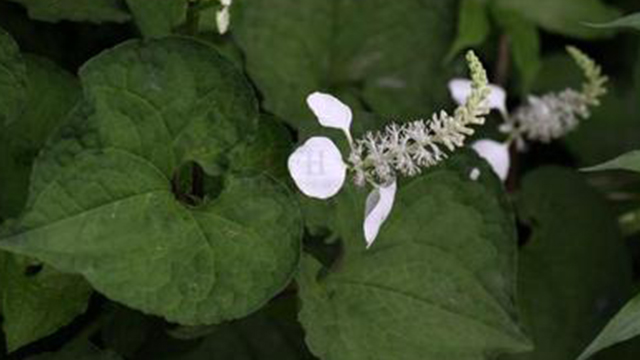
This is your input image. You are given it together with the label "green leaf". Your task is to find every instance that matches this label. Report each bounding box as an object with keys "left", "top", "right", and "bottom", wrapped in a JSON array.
[
  {"left": 0, "top": 50, "right": 88, "bottom": 353},
  {"left": 0, "top": 27, "right": 27, "bottom": 126},
  {"left": 7, "top": 0, "right": 130, "bottom": 23},
  {"left": 583, "top": 150, "right": 640, "bottom": 173},
  {"left": 492, "top": 7, "right": 541, "bottom": 92},
  {"left": 0, "top": 252, "right": 92, "bottom": 352},
  {"left": 0, "top": 38, "right": 302, "bottom": 326},
  {"left": 578, "top": 295, "right": 640, "bottom": 360},
  {"left": 446, "top": 0, "right": 491, "bottom": 62},
  {"left": 125, "top": 0, "right": 187, "bottom": 38},
  {"left": 233, "top": 0, "right": 457, "bottom": 128},
  {"left": 494, "top": 0, "right": 622, "bottom": 39},
  {"left": 298, "top": 153, "right": 531, "bottom": 360},
  {"left": 0, "top": 55, "right": 81, "bottom": 220},
  {"left": 585, "top": 12, "right": 640, "bottom": 31},
  {"left": 503, "top": 167, "right": 632, "bottom": 360}
]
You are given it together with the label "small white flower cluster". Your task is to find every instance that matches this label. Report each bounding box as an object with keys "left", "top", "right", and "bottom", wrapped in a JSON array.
[
  {"left": 503, "top": 47, "right": 607, "bottom": 149},
  {"left": 448, "top": 46, "right": 607, "bottom": 181},
  {"left": 216, "top": 0, "right": 233, "bottom": 34},
  {"left": 349, "top": 51, "right": 490, "bottom": 187},
  {"left": 288, "top": 51, "right": 490, "bottom": 248},
  {"left": 507, "top": 89, "right": 589, "bottom": 146}
]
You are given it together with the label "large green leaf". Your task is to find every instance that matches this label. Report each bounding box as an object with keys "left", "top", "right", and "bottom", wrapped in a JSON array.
[
  {"left": 125, "top": 0, "right": 187, "bottom": 38},
  {"left": 0, "top": 252, "right": 92, "bottom": 352},
  {"left": 233, "top": 0, "right": 457, "bottom": 128},
  {"left": 298, "top": 153, "right": 531, "bottom": 360},
  {"left": 0, "top": 27, "right": 27, "bottom": 126},
  {"left": 0, "top": 51, "right": 89, "bottom": 354},
  {"left": 7, "top": 0, "right": 130, "bottom": 23},
  {"left": 0, "top": 38, "right": 302, "bottom": 325},
  {"left": 0, "top": 55, "right": 81, "bottom": 220},
  {"left": 494, "top": 0, "right": 621, "bottom": 39},
  {"left": 502, "top": 167, "right": 632, "bottom": 360}
]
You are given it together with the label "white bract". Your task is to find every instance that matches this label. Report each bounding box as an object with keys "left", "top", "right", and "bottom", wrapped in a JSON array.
[
  {"left": 288, "top": 137, "right": 347, "bottom": 200},
  {"left": 216, "top": 0, "right": 233, "bottom": 34},
  {"left": 472, "top": 139, "right": 511, "bottom": 181},
  {"left": 307, "top": 92, "right": 353, "bottom": 142},
  {"left": 364, "top": 181, "right": 397, "bottom": 248},
  {"left": 449, "top": 78, "right": 507, "bottom": 116}
]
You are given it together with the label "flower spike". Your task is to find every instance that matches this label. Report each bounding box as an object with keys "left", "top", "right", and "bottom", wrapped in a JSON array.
[{"left": 505, "top": 47, "right": 608, "bottom": 147}]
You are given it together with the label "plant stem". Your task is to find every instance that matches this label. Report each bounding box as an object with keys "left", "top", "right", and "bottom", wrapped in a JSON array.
[
  {"left": 495, "top": 34, "right": 511, "bottom": 86},
  {"left": 186, "top": 0, "right": 201, "bottom": 36},
  {"left": 495, "top": 34, "right": 519, "bottom": 192}
]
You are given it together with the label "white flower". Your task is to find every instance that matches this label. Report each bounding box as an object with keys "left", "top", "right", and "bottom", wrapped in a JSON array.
[
  {"left": 306, "top": 92, "right": 354, "bottom": 143},
  {"left": 289, "top": 93, "right": 398, "bottom": 246},
  {"left": 448, "top": 78, "right": 507, "bottom": 116},
  {"left": 289, "top": 93, "right": 353, "bottom": 200},
  {"left": 472, "top": 139, "right": 511, "bottom": 181},
  {"left": 289, "top": 51, "right": 491, "bottom": 247},
  {"left": 364, "top": 181, "right": 397, "bottom": 248},
  {"left": 288, "top": 137, "right": 347, "bottom": 199}
]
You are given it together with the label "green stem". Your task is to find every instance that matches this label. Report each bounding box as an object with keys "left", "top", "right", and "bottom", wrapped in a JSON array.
[{"left": 186, "top": 0, "right": 202, "bottom": 36}]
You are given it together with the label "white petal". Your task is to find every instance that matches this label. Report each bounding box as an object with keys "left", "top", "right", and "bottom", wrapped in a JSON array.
[
  {"left": 306, "top": 92, "right": 353, "bottom": 133},
  {"left": 472, "top": 139, "right": 511, "bottom": 181},
  {"left": 448, "top": 79, "right": 508, "bottom": 115},
  {"left": 363, "top": 181, "right": 397, "bottom": 248},
  {"left": 216, "top": 7, "right": 230, "bottom": 34},
  {"left": 220, "top": 0, "right": 233, "bottom": 6},
  {"left": 288, "top": 137, "right": 347, "bottom": 199}
]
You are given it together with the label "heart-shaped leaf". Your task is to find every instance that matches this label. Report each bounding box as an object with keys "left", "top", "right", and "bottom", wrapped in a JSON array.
[
  {"left": 0, "top": 37, "right": 302, "bottom": 326},
  {"left": 298, "top": 153, "right": 531, "bottom": 360}
]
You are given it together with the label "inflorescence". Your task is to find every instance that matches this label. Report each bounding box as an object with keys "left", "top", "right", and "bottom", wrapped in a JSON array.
[
  {"left": 348, "top": 52, "right": 491, "bottom": 187},
  {"left": 503, "top": 46, "right": 608, "bottom": 148}
]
